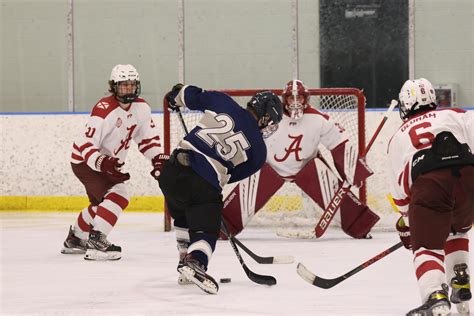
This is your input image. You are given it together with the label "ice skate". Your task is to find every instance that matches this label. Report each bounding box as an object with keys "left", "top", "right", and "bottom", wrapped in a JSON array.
[
  {"left": 176, "top": 240, "right": 193, "bottom": 285},
  {"left": 450, "top": 263, "right": 471, "bottom": 314},
  {"left": 84, "top": 228, "right": 121, "bottom": 261},
  {"left": 177, "top": 254, "right": 219, "bottom": 294},
  {"left": 60, "top": 225, "right": 87, "bottom": 254},
  {"left": 406, "top": 284, "right": 451, "bottom": 316}
]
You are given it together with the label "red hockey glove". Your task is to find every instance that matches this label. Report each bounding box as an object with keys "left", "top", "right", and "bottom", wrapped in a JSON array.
[
  {"left": 165, "top": 83, "right": 184, "bottom": 111},
  {"left": 151, "top": 153, "right": 170, "bottom": 180},
  {"left": 396, "top": 216, "right": 411, "bottom": 249},
  {"left": 96, "top": 155, "right": 130, "bottom": 181}
]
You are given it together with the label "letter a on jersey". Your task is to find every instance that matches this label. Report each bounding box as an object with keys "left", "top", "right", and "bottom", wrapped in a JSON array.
[{"left": 274, "top": 135, "right": 303, "bottom": 162}]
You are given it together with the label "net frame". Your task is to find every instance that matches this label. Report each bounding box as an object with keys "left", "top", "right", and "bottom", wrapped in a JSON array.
[{"left": 162, "top": 88, "right": 366, "bottom": 232}]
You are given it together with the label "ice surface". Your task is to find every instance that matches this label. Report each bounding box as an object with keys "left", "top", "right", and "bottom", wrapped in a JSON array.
[{"left": 0, "top": 212, "right": 471, "bottom": 315}]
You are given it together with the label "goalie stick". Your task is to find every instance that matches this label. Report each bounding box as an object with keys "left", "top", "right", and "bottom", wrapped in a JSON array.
[
  {"left": 174, "top": 106, "right": 277, "bottom": 285},
  {"left": 314, "top": 100, "right": 398, "bottom": 238},
  {"left": 297, "top": 241, "right": 403, "bottom": 289}
]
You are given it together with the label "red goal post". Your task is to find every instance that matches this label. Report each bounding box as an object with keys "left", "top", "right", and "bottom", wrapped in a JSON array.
[{"left": 162, "top": 88, "right": 366, "bottom": 232}]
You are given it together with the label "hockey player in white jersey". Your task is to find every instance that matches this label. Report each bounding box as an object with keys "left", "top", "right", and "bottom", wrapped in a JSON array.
[
  {"left": 388, "top": 78, "right": 473, "bottom": 315},
  {"left": 61, "top": 64, "right": 167, "bottom": 261},
  {"left": 222, "top": 79, "right": 378, "bottom": 239}
]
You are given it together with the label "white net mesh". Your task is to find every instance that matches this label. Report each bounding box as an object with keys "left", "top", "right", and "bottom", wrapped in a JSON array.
[{"left": 164, "top": 89, "right": 366, "bottom": 235}]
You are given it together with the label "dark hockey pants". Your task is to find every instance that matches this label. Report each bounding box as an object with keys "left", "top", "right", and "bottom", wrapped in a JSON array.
[{"left": 409, "top": 165, "right": 474, "bottom": 251}]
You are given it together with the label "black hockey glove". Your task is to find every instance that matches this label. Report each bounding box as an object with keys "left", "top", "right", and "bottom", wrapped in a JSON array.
[{"left": 165, "top": 83, "right": 184, "bottom": 111}]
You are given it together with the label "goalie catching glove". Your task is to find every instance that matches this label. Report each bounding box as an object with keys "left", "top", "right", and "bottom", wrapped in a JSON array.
[
  {"left": 165, "top": 83, "right": 185, "bottom": 111},
  {"left": 95, "top": 154, "right": 130, "bottom": 181},
  {"left": 396, "top": 216, "right": 411, "bottom": 249},
  {"left": 150, "top": 153, "right": 170, "bottom": 180}
]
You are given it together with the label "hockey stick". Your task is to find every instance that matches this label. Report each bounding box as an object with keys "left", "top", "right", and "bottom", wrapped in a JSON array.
[
  {"left": 221, "top": 221, "right": 277, "bottom": 285},
  {"left": 174, "top": 107, "right": 277, "bottom": 285},
  {"left": 230, "top": 234, "right": 294, "bottom": 264},
  {"left": 314, "top": 100, "right": 398, "bottom": 238},
  {"left": 297, "top": 241, "right": 403, "bottom": 289},
  {"left": 221, "top": 219, "right": 294, "bottom": 264}
]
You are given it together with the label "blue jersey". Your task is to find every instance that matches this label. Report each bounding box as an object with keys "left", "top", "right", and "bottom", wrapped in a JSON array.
[{"left": 177, "top": 86, "right": 267, "bottom": 191}]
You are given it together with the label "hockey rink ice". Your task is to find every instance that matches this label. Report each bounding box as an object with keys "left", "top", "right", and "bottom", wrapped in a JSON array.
[{"left": 1, "top": 212, "right": 471, "bottom": 315}]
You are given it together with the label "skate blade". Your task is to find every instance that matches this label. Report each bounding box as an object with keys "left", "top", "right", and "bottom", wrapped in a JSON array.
[
  {"left": 61, "top": 247, "right": 86, "bottom": 254},
  {"left": 178, "top": 266, "right": 218, "bottom": 294},
  {"left": 84, "top": 249, "right": 121, "bottom": 261},
  {"left": 178, "top": 274, "right": 194, "bottom": 285}
]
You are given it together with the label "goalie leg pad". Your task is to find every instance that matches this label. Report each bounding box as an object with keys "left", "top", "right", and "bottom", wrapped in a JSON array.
[
  {"left": 294, "top": 158, "right": 339, "bottom": 211},
  {"left": 340, "top": 191, "right": 380, "bottom": 239},
  {"left": 221, "top": 163, "right": 284, "bottom": 238},
  {"left": 293, "top": 157, "right": 379, "bottom": 239}
]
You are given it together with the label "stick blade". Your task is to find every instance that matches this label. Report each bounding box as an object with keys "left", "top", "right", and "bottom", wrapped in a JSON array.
[
  {"left": 296, "top": 263, "right": 341, "bottom": 289},
  {"left": 272, "top": 255, "right": 294, "bottom": 264},
  {"left": 244, "top": 265, "right": 277, "bottom": 286}
]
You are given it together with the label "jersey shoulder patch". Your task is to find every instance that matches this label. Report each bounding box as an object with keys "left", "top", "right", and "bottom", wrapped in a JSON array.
[
  {"left": 303, "top": 106, "right": 329, "bottom": 120},
  {"left": 91, "top": 95, "right": 119, "bottom": 119}
]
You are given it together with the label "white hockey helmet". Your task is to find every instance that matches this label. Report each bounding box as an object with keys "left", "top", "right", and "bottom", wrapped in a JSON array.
[
  {"left": 398, "top": 78, "right": 437, "bottom": 120},
  {"left": 110, "top": 64, "right": 140, "bottom": 82},
  {"left": 109, "top": 64, "right": 141, "bottom": 103}
]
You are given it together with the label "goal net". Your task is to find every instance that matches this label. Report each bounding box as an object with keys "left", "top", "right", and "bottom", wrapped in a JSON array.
[{"left": 163, "top": 88, "right": 372, "bottom": 235}]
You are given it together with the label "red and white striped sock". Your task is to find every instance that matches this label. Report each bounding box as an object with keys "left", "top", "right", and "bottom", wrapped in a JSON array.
[
  {"left": 413, "top": 247, "right": 446, "bottom": 302},
  {"left": 92, "top": 183, "right": 129, "bottom": 235},
  {"left": 73, "top": 204, "right": 97, "bottom": 239}
]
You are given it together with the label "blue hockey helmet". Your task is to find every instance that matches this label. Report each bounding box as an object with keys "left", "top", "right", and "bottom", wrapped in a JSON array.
[{"left": 247, "top": 91, "right": 283, "bottom": 129}]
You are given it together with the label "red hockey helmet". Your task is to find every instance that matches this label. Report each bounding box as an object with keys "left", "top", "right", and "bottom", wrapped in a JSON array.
[{"left": 281, "top": 79, "right": 310, "bottom": 120}]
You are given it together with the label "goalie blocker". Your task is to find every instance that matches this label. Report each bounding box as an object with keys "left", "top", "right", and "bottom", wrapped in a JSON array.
[{"left": 221, "top": 157, "right": 379, "bottom": 239}]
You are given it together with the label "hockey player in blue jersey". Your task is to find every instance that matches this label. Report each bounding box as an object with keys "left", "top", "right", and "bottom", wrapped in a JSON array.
[{"left": 157, "top": 84, "right": 283, "bottom": 294}]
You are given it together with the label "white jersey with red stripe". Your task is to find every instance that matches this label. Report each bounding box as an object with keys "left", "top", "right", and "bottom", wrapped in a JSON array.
[
  {"left": 71, "top": 95, "right": 162, "bottom": 170},
  {"left": 264, "top": 106, "right": 348, "bottom": 180},
  {"left": 387, "top": 108, "right": 474, "bottom": 215}
]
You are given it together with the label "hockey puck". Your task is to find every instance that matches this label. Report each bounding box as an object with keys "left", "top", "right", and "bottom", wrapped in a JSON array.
[{"left": 219, "top": 278, "right": 231, "bottom": 283}]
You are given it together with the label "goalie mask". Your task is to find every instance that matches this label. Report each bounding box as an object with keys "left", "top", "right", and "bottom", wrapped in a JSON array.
[
  {"left": 109, "top": 64, "right": 141, "bottom": 104},
  {"left": 398, "top": 78, "right": 437, "bottom": 120},
  {"left": 247, "top": 91, "right": 283, "bottom": 130},
  {"left": 281, "top": 79, "right": 310, "bottom": 120}
]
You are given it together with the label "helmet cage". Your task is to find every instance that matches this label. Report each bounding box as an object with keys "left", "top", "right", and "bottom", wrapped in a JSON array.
[
  {"left": 109, "top": 64, "right": 141, "bottom": 104},
  {"left": 110, "top": 81, "right": 141, "bottom": 104},
  {"left": 282, "top": 79, "right": 310, "bottom": 120}
]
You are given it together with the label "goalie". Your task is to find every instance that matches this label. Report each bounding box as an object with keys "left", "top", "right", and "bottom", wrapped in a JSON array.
[{"left": 221, "top": 80, "right": 379, "bottom": 239}]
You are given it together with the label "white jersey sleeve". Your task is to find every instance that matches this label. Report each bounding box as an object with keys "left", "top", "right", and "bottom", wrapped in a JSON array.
[{"left": 71, "top": 113, "right": 107, "bottom": 172}]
